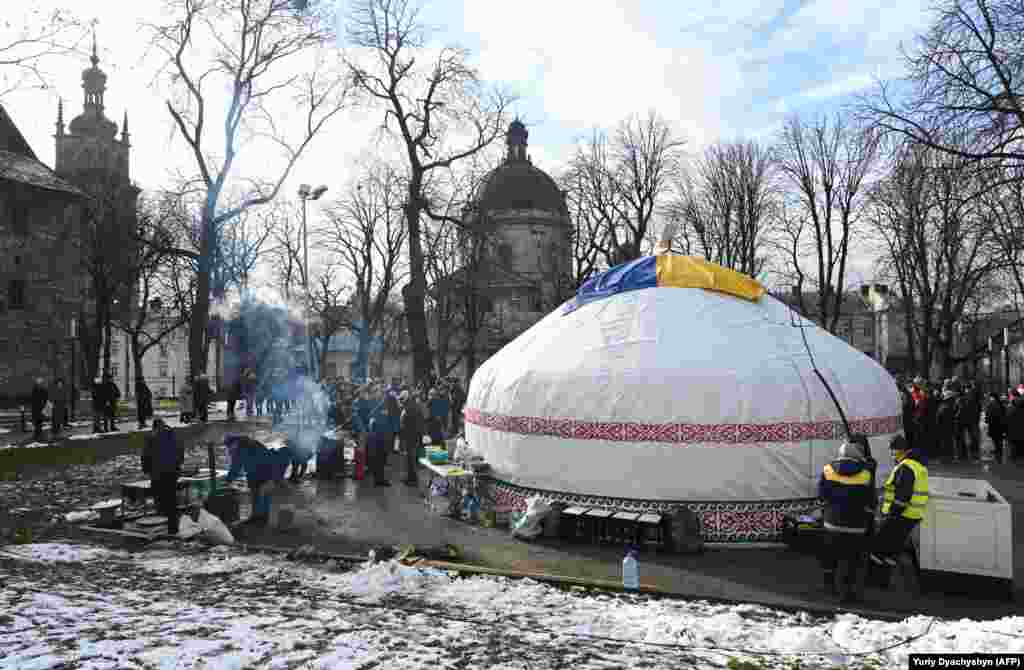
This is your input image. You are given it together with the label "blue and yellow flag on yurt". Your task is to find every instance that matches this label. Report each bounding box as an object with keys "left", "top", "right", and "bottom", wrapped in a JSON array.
[{"left": 562, "top": 255, "right": 765, "bottom": 315}]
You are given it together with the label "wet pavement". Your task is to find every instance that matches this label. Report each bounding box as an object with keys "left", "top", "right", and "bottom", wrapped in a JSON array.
[{"left": 232, "top": 452, "right": 1024, "bottom": 622}]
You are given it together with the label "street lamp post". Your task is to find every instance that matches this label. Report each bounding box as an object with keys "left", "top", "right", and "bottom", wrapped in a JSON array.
[
  {"left": 68, "top": 317, "right": 77, "bottom": 423},
  {"left": 298, "top": 182, "right": 327, "bottom": 428}
]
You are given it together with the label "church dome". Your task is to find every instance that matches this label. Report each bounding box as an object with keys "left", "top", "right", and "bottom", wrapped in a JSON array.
[
  {"left": 476, "top": 120, "right": 567, "bottom": 216},
  {"left": 478, "top": 161, "right": 567, "bottom": 214}
]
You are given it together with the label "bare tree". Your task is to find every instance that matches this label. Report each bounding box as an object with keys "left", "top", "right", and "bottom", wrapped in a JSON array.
[
  {"left": 563, "top": 111, "right": 685, "bottom": 266},
  {"left": 307, "top": 265, "right": 352, "bottom": 380},
  {"left": 868, "top": 133, "right": 999, "bottom": 376},
  {"left": 773, "top": 113, "right": 881, "bottom": 332},
  {"left": 147, "top": 0, "right": 349, "bottom": 382},
  {"left": 319, "top": 159, "right": 407, "bottom": 383},
  {"left": 668, "top": 139, "right": 776, "bottom": 277},
  {"left": 344, "top": 0, "right": 515, "bottom": 383},
  {"left": 0, "top": 7, "right": 86, "bottom": 100},
  {"left": 979, "top": 164, "right": 1024, "bottom": 307},
  {"left": 561, "top": 168, "right": 605, "bottom": 286},
  {"left": 262, "top": 200, "right": 305, "bottom": 304},
  {"left": 112, "top": 198, "right": 191, "bottom": 404},
  {"left": 862, "top": 0, "right": 1024, "bottom": 169}
]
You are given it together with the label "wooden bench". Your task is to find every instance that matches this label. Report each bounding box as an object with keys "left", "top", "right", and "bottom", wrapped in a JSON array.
[{"left": 557, "top": 507, "right": 667, "bottom": 550}]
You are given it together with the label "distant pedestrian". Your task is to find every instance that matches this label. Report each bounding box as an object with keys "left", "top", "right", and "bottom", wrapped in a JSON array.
[
  {"left": 1006, "top": 390, "right": 1024, "bottom": 463},
  {"left": 141, "top": 418, "right": 184, "bottom": 536},
  {"left": 136, "top": 378, "right": 153, "bottom": 429},
  {"left": 227, "top": 373, "right": 242, "bottom": 422},
  {"left": 101, "top": 374, "right": 120, "bottom": 432},
  {"left": 91, "top": 377, "right": 105, "bottom": 433},
  {"left": 449, "top": 379, "right": 465, "bottom": 435},
  {"left": 399, "top": 390, "right": 426, "bottom": 486},
  {"left": 367, "top": 385, "right": 392, "bottom": 486},
  {"left": 30, "top": 377, "right": 49, "bottom": 441},
  {"left": 985, "top": 392, "right": 1007, "bottom": 462},
  {"left": 51, "top": 379, "right": 68, "bottom": 440},
  {"left": 194, "top": 375, "right": 210, "bottom": 422},
  {"left": 178, "top": 380, "right": 194, "bottom": 424}
]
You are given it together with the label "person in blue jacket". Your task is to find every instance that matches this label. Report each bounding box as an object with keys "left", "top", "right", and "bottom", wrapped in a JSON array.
[
  {"left": 817, "top": 434, "right": 877, "bottom": 603},
  {"left": 225, "top": 435, "right": 290, "bottom": 525}
]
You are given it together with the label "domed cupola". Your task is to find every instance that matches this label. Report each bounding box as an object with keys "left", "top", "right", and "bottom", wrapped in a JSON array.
[
  {"left": 476, "top": 119, "right": 567, "bottom": 215},
  {"left": 67, "top": 36, "right": 118, "bottom": 140}
]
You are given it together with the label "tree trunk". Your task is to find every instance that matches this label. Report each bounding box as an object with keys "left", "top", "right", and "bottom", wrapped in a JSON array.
[
  {"left": 403, "top": 189, "right": 434, "bottom": 384},
  {"left": 189, "top": 210, "right": 213, "bottom": 382}
]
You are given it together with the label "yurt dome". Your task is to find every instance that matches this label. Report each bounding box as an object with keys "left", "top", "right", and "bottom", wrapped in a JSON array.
[{"left": 464, "top": 254, "right": 902, "bottom": 541}]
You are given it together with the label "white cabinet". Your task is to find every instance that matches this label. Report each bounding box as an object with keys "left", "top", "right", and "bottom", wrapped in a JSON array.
[{"left": 914, "top": 477, "right": 1014, "bottom": 583}]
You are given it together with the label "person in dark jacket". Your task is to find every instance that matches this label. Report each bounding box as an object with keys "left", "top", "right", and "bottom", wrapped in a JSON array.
[
  {"left": 449, "top": 379, "right": 465, "bottom": 435},
  {"left": 985, "top": 392, "right": 1007, "bottom": 463},
  {"left": 135, "top": 378, "right": 153, "bottom": 430},
  {"left": 956, "top": 383, "right": 981, "bottom": 460},
  {"left": 367, "top": 385, "right": 392, "bottom": 486},
  {"left": 818, "top": 437, "right": 876, "bottom": 602},
  {"left": 100, "top": 374, "right": 120, "bottom": 432},
  {"left": 141, "top": 418, "right": 184, "bottom": 535},
  {"left": 399, "top": 390, "right": 426, "bottom": 486},
  {"left": 226, "top": 373, "right": 242, "bottom": 422},
  {"left": 91, "top": 377, "right": 105, "bottom": 433},
  {"left": 194, "top": 375, "right": 211, "bottom": 422},
  {"left": 30, "top": 377, "right": 49, "bottom": 441},
  {"left": 871, "top": 434, "right": 929, "bottom": 596},
  {"left": 1005, "top": 390, "right": 1024, "bottom": 463},
  {"left": 935, "top": 386, "right": 959, "bottom": 462},
  {"left": 51, "top": 379, "right": 68, "bottom": 439}
]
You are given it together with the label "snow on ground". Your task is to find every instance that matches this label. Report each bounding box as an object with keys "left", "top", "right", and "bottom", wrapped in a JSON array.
[{"left": 1, "top": 542, "right": 1021, "bottom": 669}]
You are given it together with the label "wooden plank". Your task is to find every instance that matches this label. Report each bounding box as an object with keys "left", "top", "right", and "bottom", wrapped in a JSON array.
[{"left": 79, "top": 526, "right": 158, "bottom": 541}]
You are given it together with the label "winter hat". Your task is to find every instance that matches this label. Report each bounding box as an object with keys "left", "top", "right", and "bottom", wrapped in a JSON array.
[
  {"left": 889, "top": 434, "right": 909, "bottom": 452},
  {"left": 838, "top": 440, "right": 865, "bottom": 461}
]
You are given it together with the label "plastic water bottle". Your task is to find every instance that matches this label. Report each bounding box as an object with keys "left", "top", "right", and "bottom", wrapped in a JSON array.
[{"left": 622, "top": 548, "right": 640, "bottom": 591}]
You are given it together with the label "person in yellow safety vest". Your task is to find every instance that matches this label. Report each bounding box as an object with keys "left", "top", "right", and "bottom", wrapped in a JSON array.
[
  {"left": 870, "top": 433, "right": 929, "bottom": 595},
  {"left": 818, "top": 434, "right": 877, "bottom": 603}
]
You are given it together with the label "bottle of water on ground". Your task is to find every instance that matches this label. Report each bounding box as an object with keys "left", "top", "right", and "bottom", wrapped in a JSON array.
[{"left": 622, "top": 547, "right": 640, "bottom": 591}]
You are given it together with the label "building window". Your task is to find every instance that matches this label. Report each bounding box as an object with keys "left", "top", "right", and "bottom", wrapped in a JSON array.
[
  {"left": 159, "top": 345, "right": 168, "bottom": 359},
  {"left": 7, "top": 280, "right": 25, "bottom": 309},
  {"left": 158, "top": 362, "right": 169, "bottom": 377},
  {"left": 863, "top": 320, "right": 872, "bottom": 338},
  {"left": 509, "top": 296, "right": 522, "bottom": 312},
  {"left": 110, "top": 340, "right": 119, "bottom": 355},
  {"left": 110, "top": 363, "right": 119, "bottom": 379}
]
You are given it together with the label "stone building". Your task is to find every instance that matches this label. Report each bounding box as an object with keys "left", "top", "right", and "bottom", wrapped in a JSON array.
[
  {"left": 776, "top": 284, "right": 912, "bottom": 376},
  {"left": 0, "top": 104, "right": 88, "bottom": 399},
  {"left": 54, "top": 40, "right": 142, "bottom": 395},
  {"left": 434, "top": 120, "right": 573, "bottom": 381}
]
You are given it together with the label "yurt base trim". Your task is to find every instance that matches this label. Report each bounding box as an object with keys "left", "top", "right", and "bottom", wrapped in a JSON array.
[{"left": 489, "top": 479, "right": 819, "bottom": 543}]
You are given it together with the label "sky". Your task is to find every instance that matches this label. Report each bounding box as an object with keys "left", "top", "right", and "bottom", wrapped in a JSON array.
[{"left": 2, "top": 0, "right": 936, "bottom": 288}]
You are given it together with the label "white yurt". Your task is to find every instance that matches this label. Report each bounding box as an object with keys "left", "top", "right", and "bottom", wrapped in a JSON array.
[{"left": 465, "top": 252, "right": 901, "bottom": 542}]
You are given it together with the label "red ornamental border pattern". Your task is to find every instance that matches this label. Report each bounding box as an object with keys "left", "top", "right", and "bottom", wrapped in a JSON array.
[
  {"left": 488, "top": 480, "right": 818, "bottom": 543},
  {"left": 463, "top": 408, "right": 900, "bottom": 444}
]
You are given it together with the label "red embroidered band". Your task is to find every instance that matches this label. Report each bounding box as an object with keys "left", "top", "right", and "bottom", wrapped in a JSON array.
[{"left": 463, "top": 408, "right": 901, "bottom": 444}]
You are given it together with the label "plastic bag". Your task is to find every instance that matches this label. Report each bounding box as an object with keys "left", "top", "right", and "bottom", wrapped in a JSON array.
[
  {"left": 196, "top": 508, "right": 235, "bottom": 545},
  {"left": 511, "top": 496, "right": 551, "bottom": 540},
  {"left": 177, "top": 515, "right": 203, "bottom": 540}
]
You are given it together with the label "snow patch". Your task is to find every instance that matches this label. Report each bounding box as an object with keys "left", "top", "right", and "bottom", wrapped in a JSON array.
[{"left": 1, "top": 542, "right": 127, "bottom": 563}]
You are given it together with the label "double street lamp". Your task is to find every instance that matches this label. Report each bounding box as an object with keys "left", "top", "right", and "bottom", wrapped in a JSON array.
[{"left": 298, "top": 183, "right": 327, "bottom": 428}]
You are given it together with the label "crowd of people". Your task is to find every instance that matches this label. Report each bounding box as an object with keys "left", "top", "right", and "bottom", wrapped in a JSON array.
[{"left": 898, "top": 375, "right": 1024, "bottom": 464}]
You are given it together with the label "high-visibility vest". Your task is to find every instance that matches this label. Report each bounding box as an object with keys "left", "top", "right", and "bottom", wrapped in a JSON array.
[{"left": 881, "top": 458, "right": 929, "bottom": 520}]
